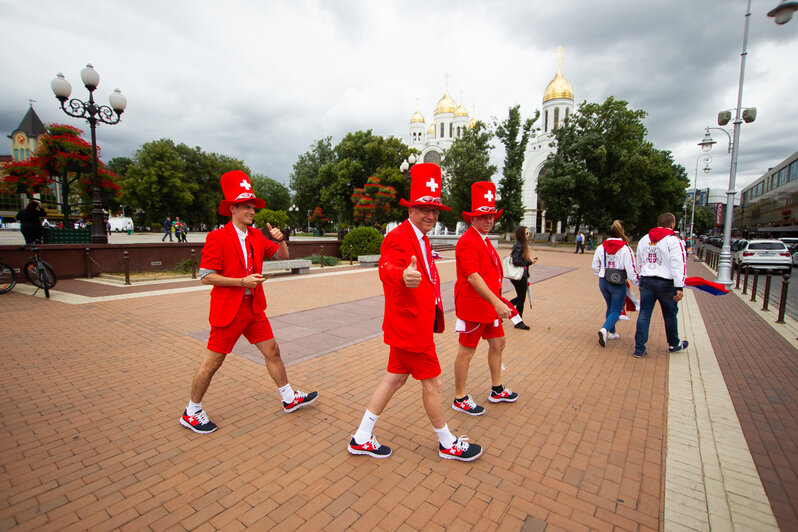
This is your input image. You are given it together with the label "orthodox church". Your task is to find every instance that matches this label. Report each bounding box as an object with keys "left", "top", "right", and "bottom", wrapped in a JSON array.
[
  {"left": 406, "top": 79, "right": 476, "bottom": 167},
  {"left": 521, "top": 50, "right": 574, "bottom": 236},
  {"left": 405, "top": 51, "right": 574, "bottom": 236}
]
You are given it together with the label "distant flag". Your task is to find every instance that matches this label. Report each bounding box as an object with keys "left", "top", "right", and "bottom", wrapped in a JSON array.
[{"left": 685, "top": 276, "right": 729, "bottom": 295}]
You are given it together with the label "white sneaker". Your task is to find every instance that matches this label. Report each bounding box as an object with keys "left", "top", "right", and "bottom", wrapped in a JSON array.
[
  {"left": 598, "top": 328, "right": 607, "bottom": 347},
  {"left": 608, "top": 332, "right": 620, "bottom": 340}
]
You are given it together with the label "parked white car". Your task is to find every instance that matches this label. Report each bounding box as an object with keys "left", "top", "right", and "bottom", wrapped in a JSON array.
[
  {"left": 734, "top": 239, "right": 792, "bottom": 273},
  {"left": 779, "top": 238, "right": 798, "bottom": 266}
]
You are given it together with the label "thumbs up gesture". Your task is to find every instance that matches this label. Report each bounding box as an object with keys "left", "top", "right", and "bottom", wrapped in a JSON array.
[
  {"left": 403, "top": 255, "right": 422, "bottom": 288},
  {"left": 266, "top": 223, "right": 284, "bottom": 242}
]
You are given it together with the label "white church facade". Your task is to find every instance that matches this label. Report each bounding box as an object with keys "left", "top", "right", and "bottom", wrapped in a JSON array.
[
  {"left": 406, "top": 55, "right": 574, "bottom": 236},
  {"left": 520, "top": 53, "right": 574, "bottom": 236},
  {"left": 406, "top": 81, "right": 475, "bottom": 168}
]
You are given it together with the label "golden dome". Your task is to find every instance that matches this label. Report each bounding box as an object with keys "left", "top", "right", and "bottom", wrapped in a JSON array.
[
  {"left": 434, "top": 89, "right": 457, "bottom": 114},
  {"left": 454, "top": 103, "right": 469, "bottom": 117},
  {"left": 428, "top": 123, "right": 435, "bottom": 134},
  {"left": 543, "top": 62, "right": 573, "bottom": 102},
  {"left": 410, "top": 109, "right": 425, "bottom": 123}
]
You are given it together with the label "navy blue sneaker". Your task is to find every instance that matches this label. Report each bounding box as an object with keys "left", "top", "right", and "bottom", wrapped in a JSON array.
[
  {"left": 669, "top": 341, "right": 689, "bottom": 353},
  {"left": 633, "top": 351, "right": 647, "bottom": 359}
]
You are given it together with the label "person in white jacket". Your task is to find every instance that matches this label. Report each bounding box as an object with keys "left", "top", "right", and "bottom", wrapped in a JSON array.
[
  {"left": 633, "top": 213, "right": 687, "bottom": 358},
  {"left": 591, "top": 220, "right": 639, "bottom": 347}
]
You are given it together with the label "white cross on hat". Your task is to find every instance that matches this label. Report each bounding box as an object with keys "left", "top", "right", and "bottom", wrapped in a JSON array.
[
  {"left": 426, "top": 177, "right": 439, "bottom": 193},
  {"left": 240, "top": 179, "right": 251, "bottom": 190},
  {"left": 484, "top": 190, "right": 494, "bottom": 203}
]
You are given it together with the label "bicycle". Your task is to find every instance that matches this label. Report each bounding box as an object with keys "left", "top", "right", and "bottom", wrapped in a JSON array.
[
  {"left": 22, "top": 245, "right": 57, "bottom": 298},
  {"left": 0, "top": 261, "right": 16, "bottom": 294}
]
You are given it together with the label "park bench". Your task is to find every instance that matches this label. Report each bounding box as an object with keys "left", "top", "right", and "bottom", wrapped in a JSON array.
[
  {"left": 358, "top": 255, "right": 380, "bottom": 267},
  {"left": 262, "top": 259, "right": 312, "bottom": 275}
]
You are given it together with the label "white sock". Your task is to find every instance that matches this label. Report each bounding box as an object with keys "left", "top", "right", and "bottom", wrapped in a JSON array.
[
  {"left": 433, "top": 423, "right": 457, "bottom": 449},
  {"left": 354, "top": 409, "right": 379, "bottom": 445},
  {"left": 187, "top": 401, "right": 202, "bottom": 415},
  {"left": 279, "top": 383, "right": 295, "bottom": 403}
]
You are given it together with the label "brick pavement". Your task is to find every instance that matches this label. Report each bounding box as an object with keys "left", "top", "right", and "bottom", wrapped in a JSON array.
[
  {"left": 0, "top": 246, "right": 792, "bottom": 530},
  {"left": 688, "top": 260, "right": 798, "bottom": 531}
]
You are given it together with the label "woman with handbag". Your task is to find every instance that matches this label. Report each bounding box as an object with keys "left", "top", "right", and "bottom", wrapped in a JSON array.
[
  {"left": 591, "top": 220, "right": 638, "bottom": 347},
  {"left": 507, "top": 226, "right": 537, "bottom": 330}
]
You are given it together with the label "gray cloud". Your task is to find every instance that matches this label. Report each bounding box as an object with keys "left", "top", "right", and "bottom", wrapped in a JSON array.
[{"left": 1, "top": 0, "right": 795, "bottom": 194}]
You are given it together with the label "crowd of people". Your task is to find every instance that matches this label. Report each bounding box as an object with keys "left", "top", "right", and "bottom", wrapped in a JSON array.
[
  {"left": 161, "top": 216, "right": 189, "bottom": 242},
  {"left": 172, "top": 165, "right": 692, "bottom": 464}
]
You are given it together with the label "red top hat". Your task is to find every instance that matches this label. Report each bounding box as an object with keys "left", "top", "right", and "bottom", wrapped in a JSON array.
[
  {"left": 462, "top": 181, "right": 503, "bottom": 221},
  {"left": 218, "top": 170, "right": 266, "bottom": 216},
  {"left": 398, "top": 163, "right": 451, "bottom": 211}
]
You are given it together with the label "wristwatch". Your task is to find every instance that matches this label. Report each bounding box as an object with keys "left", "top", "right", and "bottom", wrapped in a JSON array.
[{"left": 240, "top": 278, "right": 245, "bottom": 287}]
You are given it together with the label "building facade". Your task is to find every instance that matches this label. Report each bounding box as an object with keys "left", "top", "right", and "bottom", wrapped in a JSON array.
[
  {"left": 520, "top": 52, "right": 574, "bottom": 236},
  {"left": 407, "top": 81, "right": 475, "bottom": 167},
  {"left": 734, "top": 150, "right": 798, "bottom": 235},
  {"left": 2, "top": 106, "right": 51, "bottom": 221}
]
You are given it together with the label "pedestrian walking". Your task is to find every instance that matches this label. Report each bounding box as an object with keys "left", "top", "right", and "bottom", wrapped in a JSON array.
[
  {"left": 575, "top": 231, "right": 585, "bottom": 253},
  {"left": 591, "top": 220, "right": 638, "bottom": 347},
  {"left": 508, "top": 225, "right": 537, "bottom": 330},
  {"left": 348, "top": 163, "right": 482, "bottom": 461},
  {"left": 16, "top": 199, "right": 46, "bottom": 244},
  {"left": 162, "top": 217, "right": 172, "bottom": 242},
  {"left": 179, "top": 170, "right": 318, "bottom": 434},
  {"left": 633, "top": 212, "right": 688, "bottom": 358},
  {"left": 451, "top": 181, "right": 519, "bottom": 418}
]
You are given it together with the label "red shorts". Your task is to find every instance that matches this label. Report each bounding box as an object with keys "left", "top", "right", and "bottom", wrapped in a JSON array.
[
  {"left": 207, "top": 295, "right": 274, "bottom": 354},
  {"left": 387, "top": 346, "right": 441, "bottom": 380},
  {"left": 458, "top": 320, "right": 505, "bottom": 348}
]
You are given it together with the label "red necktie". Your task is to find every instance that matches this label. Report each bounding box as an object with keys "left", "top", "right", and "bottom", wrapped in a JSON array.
[
  {"left": 485, "top": 239, "right": 502, "bottom": 286},
  {"left": 423, "top": 235, "right": 444, "bottom": 332}
]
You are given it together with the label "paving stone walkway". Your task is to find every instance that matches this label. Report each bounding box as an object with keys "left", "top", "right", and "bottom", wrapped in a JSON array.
[{"left": 0, "top": 246, "right": 795, "bottom": 530}]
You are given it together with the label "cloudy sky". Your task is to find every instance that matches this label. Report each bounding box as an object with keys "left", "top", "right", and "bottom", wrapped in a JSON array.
[{"left": 2, "top": 0, "right": 796, "bottom": 194}]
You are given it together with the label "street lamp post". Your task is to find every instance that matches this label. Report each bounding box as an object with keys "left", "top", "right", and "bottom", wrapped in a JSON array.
[
  {"left": 399, "top": 153, "right": 417, "bottom": 178},
  {"left": 51, "top": 64, "right": 127, "bottom": 244},
  {"left": 699, "top": 0, "right": 793, "bottom": 286},
  {"left": 289, "top": 204, "right": 298, "bottom": 231},
  {"left": 689, "top": 154, "right": 712, "bottom": 247}
]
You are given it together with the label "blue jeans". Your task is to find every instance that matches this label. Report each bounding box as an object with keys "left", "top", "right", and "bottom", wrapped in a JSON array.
[
  {"left": 599, "top": 277, "right": 626, "bottom": 333},
  {"left": 634, "top": 277, "right": 680, "bottom": 354}
]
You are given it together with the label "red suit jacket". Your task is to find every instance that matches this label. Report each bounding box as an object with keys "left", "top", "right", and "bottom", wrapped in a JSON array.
[
  {"left": 379, "top": 219, "right": 443, "bottom": 352},
  {"left": 200, "top": 222, "right": 278, "bottom": 327},
  {"left": 454, "top": 226, "right": 503, "bottom": 323}
]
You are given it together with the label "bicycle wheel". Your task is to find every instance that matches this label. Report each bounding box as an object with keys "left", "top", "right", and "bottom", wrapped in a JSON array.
[
  {"left": 0, "top": 262, "right": 16, "bottom": 294},
  {"left": 24, "top": 261, "right": 57, "bottom": 289}
]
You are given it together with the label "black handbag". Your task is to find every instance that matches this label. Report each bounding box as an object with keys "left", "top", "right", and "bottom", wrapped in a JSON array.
[{"left": 603, "top": 250, "right": 627, "bottom": 286}]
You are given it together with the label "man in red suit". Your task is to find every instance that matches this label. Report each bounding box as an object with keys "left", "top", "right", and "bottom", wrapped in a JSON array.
[
  {"left": 348, "top": 163, "right": 482, "bottom": 461},
  {"left": 452, "top": 181, "right": 518, "bottom": 416},
  {"left": 180, "top": 171, "right": 317, "bottom": 434}
]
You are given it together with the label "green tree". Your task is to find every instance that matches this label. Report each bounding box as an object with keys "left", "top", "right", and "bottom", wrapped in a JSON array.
[
  {"left": 174, "top": 144, "right": 249, "bottom": 229},
  {"left": 251, "top": 174, "right": 290, "bottom": 212},
  {"left": 120, "top": 139, "right": 197, "bottom": 227},
  {"left": 253, "top": 208, "right": 289, "bottom": 229},
  {"left": 289, "top": 137, "right": 335, "bottom": 227},
  {"left": 537, "top": 97, "right": 688, "bottom": 236},
  {"left": 440, "top": 121, "right": 497, "bottom": 227},
  {"left": 317, "top": 131, "right": 414, "bottom": 224},
  {"left": 494, "top": 105, "right": 539, "bottom": 233},
  {"left": 687, "top": 204, "right": 715, "bottom": 236}
]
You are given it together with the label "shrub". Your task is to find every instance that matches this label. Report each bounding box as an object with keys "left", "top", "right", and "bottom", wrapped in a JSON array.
[
  {"left": 301, "top": 254, "right": 339, "bottom": 266},
  {"left": 253, "top": 209, "right": 289, "bottom": 230},
  {"left": 342, "top": 226, "right": 383, "bottom": 258}
]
